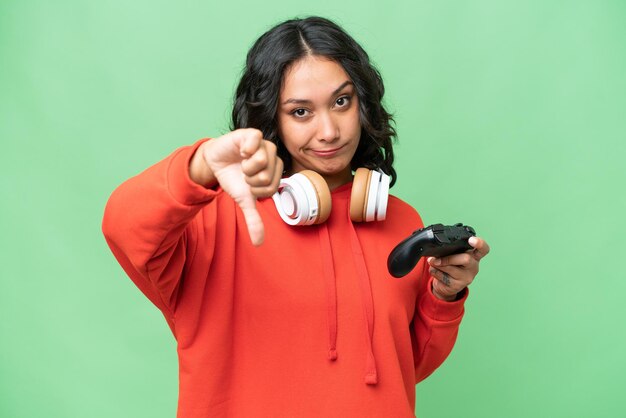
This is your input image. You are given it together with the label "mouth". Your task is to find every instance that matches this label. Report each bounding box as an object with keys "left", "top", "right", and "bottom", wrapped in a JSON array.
[{"left": 310, "top": 145, "right": 345, "bottom": 158}]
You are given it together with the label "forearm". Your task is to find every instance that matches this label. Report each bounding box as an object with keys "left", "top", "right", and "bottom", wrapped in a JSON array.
[
  {"left": 102, "top": 140, "right": 216, "bottom": 280},
  {"left": 413, "top": 264, "right": 468, "bottom": 382}
]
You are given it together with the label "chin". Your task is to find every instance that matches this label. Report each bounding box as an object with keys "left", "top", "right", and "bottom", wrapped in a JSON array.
[{"left": 293, "top": 153, "right": 354, "bottom": 178}]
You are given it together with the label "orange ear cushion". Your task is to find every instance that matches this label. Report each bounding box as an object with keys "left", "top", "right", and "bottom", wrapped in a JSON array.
[
  {"left": 299, "top": 170, "right": 332, "bottom": 224},
  {"left": 350, "top": 168, "right": 371, "bottom": 222}
]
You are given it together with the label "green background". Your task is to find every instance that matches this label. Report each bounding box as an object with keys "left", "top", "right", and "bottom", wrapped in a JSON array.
[{"left": 1, "top": 0, "right": 625, "bottom": 417}]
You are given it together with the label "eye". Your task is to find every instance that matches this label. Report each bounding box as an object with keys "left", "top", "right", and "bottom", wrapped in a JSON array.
[
  {"left": 335, "top": 95, "right": 351, "bottom": 108},
  {"left": 290, "top": 108, "right": 309, "bottom": 118}
]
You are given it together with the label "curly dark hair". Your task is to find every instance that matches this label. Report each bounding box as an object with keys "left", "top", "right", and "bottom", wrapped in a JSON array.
[{"left": 231, "top": 16, "right": 397, "bottom": 186}]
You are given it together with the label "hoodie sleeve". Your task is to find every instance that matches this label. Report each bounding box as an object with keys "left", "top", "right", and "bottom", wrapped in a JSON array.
[
  {"left": 412, "top": 259, "right": 468, "bottom": 383},
  {"left": 102, "top": 139, "right": 217, "bottom": 321}
]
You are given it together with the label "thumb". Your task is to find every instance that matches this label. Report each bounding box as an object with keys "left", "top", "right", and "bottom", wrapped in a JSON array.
[{"left": 235, "top": 193, "right": 265, "bottom": 246}]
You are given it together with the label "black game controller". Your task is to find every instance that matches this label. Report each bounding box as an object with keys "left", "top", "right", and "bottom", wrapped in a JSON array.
[{"left": 387, "top": 223, "right": 476, "bottom": 278}]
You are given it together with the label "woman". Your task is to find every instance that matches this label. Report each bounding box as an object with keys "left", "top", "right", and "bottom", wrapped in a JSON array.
[{"left": 103, "top": 16, "right": 489, "bottom": 418}]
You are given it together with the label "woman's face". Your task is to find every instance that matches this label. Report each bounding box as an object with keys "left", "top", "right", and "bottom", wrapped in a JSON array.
[{"left": 277, "top": 55, "right": 361, "bottom": 190}]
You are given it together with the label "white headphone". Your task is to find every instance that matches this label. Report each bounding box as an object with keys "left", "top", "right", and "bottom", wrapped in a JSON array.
[{"left": 272, "top": 168, "right": 390, "bottom": 226}]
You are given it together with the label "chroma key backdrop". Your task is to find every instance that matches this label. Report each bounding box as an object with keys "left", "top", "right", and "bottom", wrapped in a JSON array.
[{"left": 1, "top": 1, "right": 624, "bottom": 417}]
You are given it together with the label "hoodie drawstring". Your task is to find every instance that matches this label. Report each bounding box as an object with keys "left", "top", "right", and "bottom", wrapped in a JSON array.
[
  {"left": 317, "top": 218, "right": 379, "bottom": 385},
  {"left": 318, "top": 225, "right": 338, "bottom": 361},
  {"left": 348, "top": 220, "right": 379, "bottom": 385}
]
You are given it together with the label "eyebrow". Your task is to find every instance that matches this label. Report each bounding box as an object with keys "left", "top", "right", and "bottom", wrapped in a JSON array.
[{"left": 281, "top": 81, "right": 354, "bottom": 105}]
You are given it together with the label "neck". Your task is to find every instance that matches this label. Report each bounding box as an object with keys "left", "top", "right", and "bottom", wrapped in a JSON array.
[{"left": 323, "top": 170, "right": 353, "bottom": 191}]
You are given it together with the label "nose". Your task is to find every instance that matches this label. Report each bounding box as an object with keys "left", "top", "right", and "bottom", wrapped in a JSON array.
[{"left": 317, "top": 111, "right": 340, "bottom": 143}]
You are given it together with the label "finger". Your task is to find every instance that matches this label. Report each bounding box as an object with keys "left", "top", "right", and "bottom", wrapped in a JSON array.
[
  {"left": 250, "top": 157, "right": 284, "bottom": 198},
  {"left": 236, "top": 128, "right": 263, "bottom": 158},
  {"left": 430, "top": 266, "right": 472, "bottom": 292},
  {"left": 468, "top": 237, "right": 490, "bottom": 261},
  {"left": 241, "top": 140, "right": 276, "bottom": 179},
  {"left": 430, "top": 269, "right": 464, "bottom": 301},
  {"left": 431, "top": 268, "right": 453, "bottom": 286},
  {"left": 429, "top": 264, "right": 470, "bottom": 283},
  {"left": 234, "top": 192, "right": 265, "bottom": 246},
  {"left": 243, "top": 142, "right": 278, "bottom": 186},
  {"left": 428, "top": 252, "right": 473, "bottom": 268}
]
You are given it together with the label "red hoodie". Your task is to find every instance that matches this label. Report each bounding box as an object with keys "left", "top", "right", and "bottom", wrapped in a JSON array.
[{"left": 102, "top": 140, "right": 467, "bottom": 417}]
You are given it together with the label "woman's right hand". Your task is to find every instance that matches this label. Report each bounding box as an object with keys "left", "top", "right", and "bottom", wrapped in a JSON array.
[{"left": 189, "top": 128, "right": 283, "bottom": 246}]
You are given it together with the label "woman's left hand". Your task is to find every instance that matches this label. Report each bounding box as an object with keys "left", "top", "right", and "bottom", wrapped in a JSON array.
[{"left": 428, "top": 237, "right": 490, "bottom": 302}]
